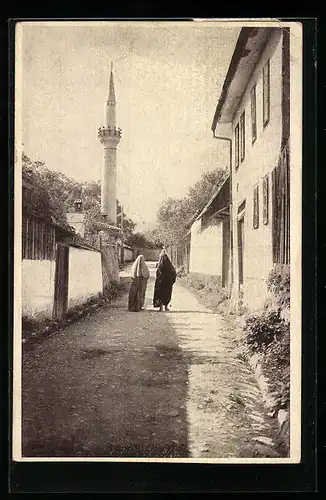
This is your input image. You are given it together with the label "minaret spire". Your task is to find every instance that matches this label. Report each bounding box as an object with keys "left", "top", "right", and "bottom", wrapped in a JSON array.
[
  {"left": 105, "top": 63, "right": 116, "bottom": 128},
  {"left": 98, "top": 65, "right": 122, "bottom": 222},
  {"left": 108, "top": 63, "right": 116, "bottom": 104}
]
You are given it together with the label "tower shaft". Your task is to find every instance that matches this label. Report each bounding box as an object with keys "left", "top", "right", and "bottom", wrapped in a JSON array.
[
  {"left": 101, "top": 146, "right": 117, "bottom": 219},
  {"left": 98, "top": 67, "right": 121, "bottom": 224}
]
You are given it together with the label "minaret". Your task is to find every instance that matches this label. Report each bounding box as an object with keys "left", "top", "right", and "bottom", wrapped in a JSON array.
[{"left": 98, "top": 63, "right": 122, "bottom": 224}]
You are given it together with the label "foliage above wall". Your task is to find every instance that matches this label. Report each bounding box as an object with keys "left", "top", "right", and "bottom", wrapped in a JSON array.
[
  {"left": 22, "top": 153, "right": 136, "bottom": 244},
  {"left": 155, "top": 167, "right": 227, "bottom": 246},
  {"left": 126, "top": 231, "right": 163, "bottom": 249}
]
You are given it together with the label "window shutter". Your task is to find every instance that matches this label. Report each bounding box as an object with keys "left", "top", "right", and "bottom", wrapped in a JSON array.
[
  {"left": 263, "top": 60, "right": 270, "bottom": 126},
  {"left": 235, "top": 124, "right": 239, "bottom": 169},
  {"left": 251, "top": 86, "right": 257, "bottom": 142},
  {"left": 253, "top": 185, "right": 259, "bottom": 229},
  {"left": 263, "top": 175, "right": 269, "bottom": 225},
  {"left": 240, "top": 112, "right": 245, "bottom": 161}
]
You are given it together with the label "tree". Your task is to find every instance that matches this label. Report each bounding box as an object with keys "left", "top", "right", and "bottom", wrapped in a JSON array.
[
  {"left": 143, "top": 228, "right": 164, "bottom": 248},
  {"left": 22, "top": 153, "right": 137, "bottom": 244},
  {"left": 126, "top": 232, "right": 150, "bottom": 248},
  {"left": 22, "top": 153, "right": 82, "bottom": 224},
  {"left": 187, "top": 168, "right": 227, "bottom": 214},
  {"left": 154, "top": 167, "right": 227, "bottom": 245},
  {"left": 156, "top": 197, "right": 193, "bottom": 246},
  {"left": 117, "top": 201, "right": 136, "bottom": 242}
]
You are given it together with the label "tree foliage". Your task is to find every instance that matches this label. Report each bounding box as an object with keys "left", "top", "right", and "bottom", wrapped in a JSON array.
[
  {"left": 155, "top": 167, "right": 227, "bottom": 246},
  {"left": 126, "top": 230, "right": 161, "bottom": 249},
  {"left": 187, "top": 168, "right": 227, "bottom": 215},
  {"left": 22, "top": 153, "right": 136, "bottom": 244},
  {"left": 143, "top": 228, "right": 164, "bottom": 248},
  {"left": 156, "top": 197, "right": 193, "bottom": 246}
]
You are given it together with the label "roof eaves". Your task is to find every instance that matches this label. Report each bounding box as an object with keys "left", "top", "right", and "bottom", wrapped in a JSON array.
[
  {"left": 195, "top": 175, "right": 230, "bottom": 221},
  {"left": 211, "top": 28, "right": 254, "bottom": 132}
]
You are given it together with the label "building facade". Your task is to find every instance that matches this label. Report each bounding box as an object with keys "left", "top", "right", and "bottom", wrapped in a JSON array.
[
  {"left": 212, "top": 27, "right": 290, "bottom": 310},
  {"left": 167, "top": 177, "right": 230, "bottom": 288},
  {"left": 189, "top": 176, "right": 230, "bottom": 288}
]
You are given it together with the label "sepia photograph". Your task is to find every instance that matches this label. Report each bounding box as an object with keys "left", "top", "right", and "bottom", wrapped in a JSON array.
[{"left": 13, "top": 19, "right": 302, "bottom": 463}]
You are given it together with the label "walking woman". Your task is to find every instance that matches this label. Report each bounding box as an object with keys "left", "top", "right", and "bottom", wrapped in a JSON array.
[
  {"left": 128, "top": 255, "right": 150, "bottom": 312},
  {"left": 153, "top": 250, "right": 177, "bottom": 311}
]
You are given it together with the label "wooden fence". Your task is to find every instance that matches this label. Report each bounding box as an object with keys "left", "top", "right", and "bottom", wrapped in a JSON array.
[
  {"left": 167, "top": 232, "right": 191, "bottom": 273},
  {"left": 22, "top": 216, "right": 56, "bottom": 260}
]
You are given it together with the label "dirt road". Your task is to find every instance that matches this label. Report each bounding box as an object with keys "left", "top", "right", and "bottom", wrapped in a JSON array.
[{"left": 22, "top": 262, "right": 285, "bottom": 459}]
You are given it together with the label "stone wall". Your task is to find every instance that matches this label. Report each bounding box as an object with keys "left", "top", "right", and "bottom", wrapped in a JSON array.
[{"left": 101, "top": 244, "right": 120, "bottom": 293}]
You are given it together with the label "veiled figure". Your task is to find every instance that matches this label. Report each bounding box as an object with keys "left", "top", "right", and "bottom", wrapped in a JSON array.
[
  {"left": 128, "top": 255, "right": 150, "bottom": 312},
  {"left": 153, "top": 250, "right": 177, "bottom": 311}
]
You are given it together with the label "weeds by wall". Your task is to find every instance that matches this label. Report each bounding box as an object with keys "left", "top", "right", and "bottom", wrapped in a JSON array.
[
  {"left": 239, "top": 265, "right": 291, "bottom": 452},
  {"left": 179, "top": 264, "right": 291, "bottom": 453},
  {"left": 178, "top": 272, "right": 230, "bottom": 313}
]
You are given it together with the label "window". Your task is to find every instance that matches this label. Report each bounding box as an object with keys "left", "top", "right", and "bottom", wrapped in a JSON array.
[
  {"left": 235, "top": 124, "right": 239, "bottom": 169},
  {"left": 240, "top": 112, "right": 245, "bottom": 161},
  {"left": 263, "top": 175, "right": 269, "bottom": 225},
  {"left": 251, "top": 86, "right": 257, "bottom": 142},
  {"left": 253, "top": 185, "right": 259, "bottom": 229},
  {"left": 263, "top": 60, "right": 270, "bottom": 126}
]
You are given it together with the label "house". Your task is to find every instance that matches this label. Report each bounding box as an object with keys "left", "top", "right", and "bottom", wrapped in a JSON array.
[
  {"left": 212, "top": 27, "right": 290, "bottom": 309},
  {"left": 188, "top": 176, "right": 230, "bottom": 288},
  {"left": 117, "top": 242, "right": 134, "bottom": 264},
  {"left": 22, "top": 180, "right": 103, "bottom": 320},
  {"left": 66, "top": 200, "right": 86, "bottom": 238},
  {"left": 167, "top": 176, "right": 230, "bottom": 288},
  {"left": 123, "top": 244, "right": 134, "bottom": 263}
]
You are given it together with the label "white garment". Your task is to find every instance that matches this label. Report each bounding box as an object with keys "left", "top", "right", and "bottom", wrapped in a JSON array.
[{"left": 131, "top": 255, "right": 150, "bottom": 279}]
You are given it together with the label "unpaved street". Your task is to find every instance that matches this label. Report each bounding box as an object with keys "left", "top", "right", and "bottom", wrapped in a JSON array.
[{"left": 22, "top": 263, "right": 285, "bottom": 459}]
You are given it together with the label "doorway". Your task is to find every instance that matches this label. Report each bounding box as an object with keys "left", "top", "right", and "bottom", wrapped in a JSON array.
[
  {"left": 237, "top": 217, "right": 244, "bottom": 286},
  {"left": 222, "top": 220, "right": 230, "bottom": 288}
]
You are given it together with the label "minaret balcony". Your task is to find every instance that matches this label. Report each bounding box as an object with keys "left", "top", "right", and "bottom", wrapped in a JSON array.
[{"left": 98, "top": 126, "right": 122, "bottom": 141}]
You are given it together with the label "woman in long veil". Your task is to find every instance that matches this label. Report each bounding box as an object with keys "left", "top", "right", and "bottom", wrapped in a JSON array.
[
  {"left": 153, "top": 250, "right": 177, "bottom": 311},
  {"left": 128, "top": 255, "right": 150, "bottom": 312}
]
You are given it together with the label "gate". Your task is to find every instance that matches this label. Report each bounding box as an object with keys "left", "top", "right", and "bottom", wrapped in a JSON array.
[{"left": 53, "top": 243, "right": 69, "bottom": 319}]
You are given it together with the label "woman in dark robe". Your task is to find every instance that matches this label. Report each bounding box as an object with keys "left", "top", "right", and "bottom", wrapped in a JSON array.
[
  {"left": 128, "top": 255, "right": 150, "bottom": 312},
  {"left": 153, "top": 250, "right": 177, "bottom": 311}
]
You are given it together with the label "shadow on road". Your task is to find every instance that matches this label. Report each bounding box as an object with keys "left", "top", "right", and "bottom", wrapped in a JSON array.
[{"left": 22, "top": 289, "right": 190, "bottom": 458}]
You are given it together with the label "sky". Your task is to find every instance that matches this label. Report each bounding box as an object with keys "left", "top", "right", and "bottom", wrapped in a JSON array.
[{"left": 20, "top": 21, "right": 240, "bottom": 230}]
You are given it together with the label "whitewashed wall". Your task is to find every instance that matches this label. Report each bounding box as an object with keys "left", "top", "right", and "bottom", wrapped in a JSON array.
[
  {"left": 231, "top": 30, "right": 283, "bottom": 309},
  {"left": 68, "top": 247, "right": 103, "bottom": 308},
  {"left": 189, "top": 219, "right": 223, "bottom": 277},
  {"left": 22, "top": 259, "right": 55, "bottom": 319},
  {"left": 124, "top": 248, "right": 133, "bottom": 262}
]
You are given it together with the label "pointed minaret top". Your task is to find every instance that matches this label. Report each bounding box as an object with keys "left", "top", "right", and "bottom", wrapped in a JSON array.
[{"left": 108, "top": 64, "right": 116, "bottom": 103}]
